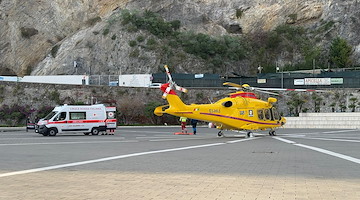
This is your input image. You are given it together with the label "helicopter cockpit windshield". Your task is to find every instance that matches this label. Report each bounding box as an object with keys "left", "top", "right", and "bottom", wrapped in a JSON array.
[{"left": 271, "top": 107, "right": 280, "bottom": 121}]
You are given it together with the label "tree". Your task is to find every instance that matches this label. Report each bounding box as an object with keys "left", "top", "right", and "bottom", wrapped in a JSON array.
[
  {"left": 117, "top": 96, "right": 145, "bottom": 125},
  {"left": 329, "top": 37, "right": 353, "bottom": 68},
  {"left": 286, "top": 93, "right": 306, "bottom": 116},
  {"left": 330, "top": 103, "right": 336, "bottom": 112},
  {"left": 348, "top": 97, "right": 358, "bottom": 112},
  {"left": 312, "top": 94, "right": 323, "bottom": 113},
  {"left": 144, "top": 101, "right": 163, "bottom": 124}
]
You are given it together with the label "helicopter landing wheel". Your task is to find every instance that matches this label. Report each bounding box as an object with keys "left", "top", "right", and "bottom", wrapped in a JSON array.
[
  {"left": 269, "top": 130, "right": 276, "bottom": 136},
  {"left": 217, "top": 131, "right": 223, "bottom": 137},
  {"left": 247, "top": 132, "right": 253, "bottom": 138}
]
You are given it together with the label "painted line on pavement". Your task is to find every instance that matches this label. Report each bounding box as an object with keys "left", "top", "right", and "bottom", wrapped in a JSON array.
[
  {"left": 321, "top": 130, "right": 359, "bottom": 134},
  {"left": 279, "top": 134, "right": 305, "bottom": 137},
  {"left": 0, "top": 138, "right": 256, "bottom": 178},
  {"left": 0, "top": 137, "right": 126, "bottom": 141},
  {"left": 226, "top": 137, "right": 259, "bottom": 144},
  {"left": 123, "top": 130, "right": 170, "bottom": 134},
  {"left": 150, "top": 137, "right": 211, "bottom": 142},
  {"left": 0, "top": 140, "right": 138, "bottom": 147},
  {"left": 272, "top": 137, "right": 296, "bottom": 144},
  {"left": 273, "top": 137, "right": 360, "bottom": 165},
  {"left": 136, "top": 136, "right": 178, "bottom": 139},
  {"left": 285, "top": 136, "right": 360, "bottom": 143}
]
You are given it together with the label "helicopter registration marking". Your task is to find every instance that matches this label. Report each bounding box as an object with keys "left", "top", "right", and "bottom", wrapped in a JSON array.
[{"left": 209, "top": 109, "right": 220, "bottom": 113}]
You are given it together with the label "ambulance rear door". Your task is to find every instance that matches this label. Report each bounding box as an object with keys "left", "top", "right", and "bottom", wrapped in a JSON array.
[{"left": 106, "top": 107, "right": 117, "bottom": 129}]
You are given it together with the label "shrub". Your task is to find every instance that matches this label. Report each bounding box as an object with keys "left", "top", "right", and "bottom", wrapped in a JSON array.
[
  {"left": 236, "top": 9, "right": 244, "bottom": 19},
  {"left": 129, "top": 49, "right": 140, "bottom": 57},
  {"left": 144, "top": 101, "right": 163, "bottom": 124},
  {"left": 48, "top": 90, "right": 61, "bottom": 104},
  {"left": 0, "top": 104, "right": 36, "bottom": 126},
  {"left": 136, "top": 35, "right": 145, "bottom": 42},
  {"left": 120, "top": 9, "right": 177, "bottom": 38},
  {"left": 103, "top": 28, "right": 110, "bottom": 36},
  {"left": 170, "top": 20, "right": 181, "bottom": 30},
  {"left": 329, "top": 37, "right": 353, "bottom": 68},
  {"left": 51, "top": 45, "right": 60, "bottom": 58},
  {"left": 129, "top": 40, "right": 137, "bottom": 47},
  {"left": 20, "top": 27, "right": 39, "bottom": 38},
  {"left": 288, "top": 14, "right": 297, "bottom": 22},
  {"left": 86, "top": 16, "right": 101, "bottom": 26}
]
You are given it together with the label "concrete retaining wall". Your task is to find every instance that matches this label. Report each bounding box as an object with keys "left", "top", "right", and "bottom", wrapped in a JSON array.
[{"left": 284, "top": 112, "right": 360, "bottom": 129}]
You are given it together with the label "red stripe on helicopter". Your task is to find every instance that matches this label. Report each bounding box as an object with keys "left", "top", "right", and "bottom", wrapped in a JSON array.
[{"left": 200, "top": 113, "right": 280, "bottom": 125}]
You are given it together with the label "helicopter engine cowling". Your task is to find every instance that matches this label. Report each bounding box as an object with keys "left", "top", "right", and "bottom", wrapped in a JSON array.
[
  {"left": 222, "top": 101, "right": 233, "bottom": 107},
  {"left": 267, "top": 97, "right": 277, "bottom": 104}
]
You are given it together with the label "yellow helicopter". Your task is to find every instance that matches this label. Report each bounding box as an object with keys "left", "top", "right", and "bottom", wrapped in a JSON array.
[{"left": 154, "top": 65, "right": 289, "bottom": 137}]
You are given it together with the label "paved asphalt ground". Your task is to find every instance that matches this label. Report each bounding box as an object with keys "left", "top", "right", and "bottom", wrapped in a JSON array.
[{"left": 0, "top": 127, "right": 359, "bottom": 199}]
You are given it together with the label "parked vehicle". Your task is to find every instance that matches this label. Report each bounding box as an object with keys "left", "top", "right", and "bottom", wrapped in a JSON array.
[{"left": 36, "top": 104, "right": 117, "bottom": 136}]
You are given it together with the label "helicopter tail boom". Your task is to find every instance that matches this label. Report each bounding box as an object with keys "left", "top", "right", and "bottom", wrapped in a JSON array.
[
  {"left": 154, "top": 83, "right": 188, "bottom": 117},
  {"left": 154, "top": 94, "right": 188, "bottom": 116}
]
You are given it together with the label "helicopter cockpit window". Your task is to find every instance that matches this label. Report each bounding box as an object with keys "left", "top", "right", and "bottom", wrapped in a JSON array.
[
  {"left": 257, "top": 109, "right": 264, "bottom": 120},
  {"left": 264, "top": 109, "right": 271, "bottom": 120},
  {"left": 272, "top": 107, "right": 280, "bottom": 120}
]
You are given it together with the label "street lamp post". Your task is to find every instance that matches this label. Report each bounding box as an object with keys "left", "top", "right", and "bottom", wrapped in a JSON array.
[{"left": 276, "top": 62, "right": 284, "bottom": 88}]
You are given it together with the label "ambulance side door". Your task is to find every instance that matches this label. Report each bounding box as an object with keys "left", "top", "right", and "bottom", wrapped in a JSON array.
[{"left": 53, "top": 112, "right": 67, "bottom": 131}]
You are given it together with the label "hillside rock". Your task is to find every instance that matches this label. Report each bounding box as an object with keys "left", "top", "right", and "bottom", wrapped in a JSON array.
[{"left": 0, "top": 0, "right": 359, "bottom": 76}]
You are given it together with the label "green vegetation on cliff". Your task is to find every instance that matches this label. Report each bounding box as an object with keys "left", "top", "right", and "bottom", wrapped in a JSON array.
[{"left": 105, "top": 9, "right": 353, "bottom": 75}]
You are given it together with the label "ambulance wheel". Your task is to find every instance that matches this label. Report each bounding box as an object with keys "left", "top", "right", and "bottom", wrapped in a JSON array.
[
  {"left": 91, "top": 128, "right": 99, "bottom": 135},
  {"left": 83, "top": 132, "right": 90, "bottom": 135},
  {"left": 48, "top": 128, "right": 57, "bottom": 136}
]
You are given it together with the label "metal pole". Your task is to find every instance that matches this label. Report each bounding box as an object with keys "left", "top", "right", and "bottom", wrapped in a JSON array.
[
  {"left": 281, "top": 69, "right": 284, "bottom": 88},
  {"left": 313, "top": 59, "right": 315, "bottom": 77}
]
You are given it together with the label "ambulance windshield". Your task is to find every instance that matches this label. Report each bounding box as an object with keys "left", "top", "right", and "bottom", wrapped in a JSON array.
[{"left": 44, "top": 111, "right": 57, "bottom": 120}]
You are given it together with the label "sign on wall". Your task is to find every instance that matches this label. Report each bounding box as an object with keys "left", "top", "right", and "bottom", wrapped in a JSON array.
[
  {"left": 294, "top": 78, "right": 343, "bottom": 86},
  {"left": 304, "top": 78, "right": 331, "bottom": 85}
]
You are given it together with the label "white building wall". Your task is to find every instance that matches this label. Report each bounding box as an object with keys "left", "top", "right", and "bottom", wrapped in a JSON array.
[
  {"left": 118, "top": 74, "right": 152, "bottom": 87},
  {"left": 20, "top": 75, "right": 89, "bottom": 85}
]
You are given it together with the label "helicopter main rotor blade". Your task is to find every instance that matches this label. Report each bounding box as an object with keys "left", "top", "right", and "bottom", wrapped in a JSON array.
[
  {"left": 253, "top": 89, "right": 280, "bottom": 96},
  {"left": 162, "top": 86, "right": 172, "bottom": 99},
  {"left": 223, "top": 82, "right": 243, "bottom": 89},
  {"left": 164, "top": 65, "right": 173, "bottom": 83},
  {"left": 254, "top": 87, "right": 329, "bottom": 93},
  {"left": 223, "top": 82, "right": 253, "bottom": 90},
  {"left": 163, "top": 65, "right": 188, "bottom": 94},
  {"left": 175, "top": 84, "right": 188, "bottom": 93}
]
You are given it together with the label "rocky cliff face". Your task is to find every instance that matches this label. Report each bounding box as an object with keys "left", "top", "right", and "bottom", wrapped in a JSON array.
[{"left": 1, "top": 0, "right": 359, "bottom": 76}]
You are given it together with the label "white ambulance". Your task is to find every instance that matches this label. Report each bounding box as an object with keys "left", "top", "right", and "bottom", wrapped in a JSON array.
[{"left": 36, "top": 104, "right": 117, "bottom": 136}]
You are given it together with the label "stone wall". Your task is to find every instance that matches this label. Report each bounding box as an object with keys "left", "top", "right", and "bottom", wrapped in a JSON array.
[{"left": 284, "top": 112, "right": 360, "bottom": 129}]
